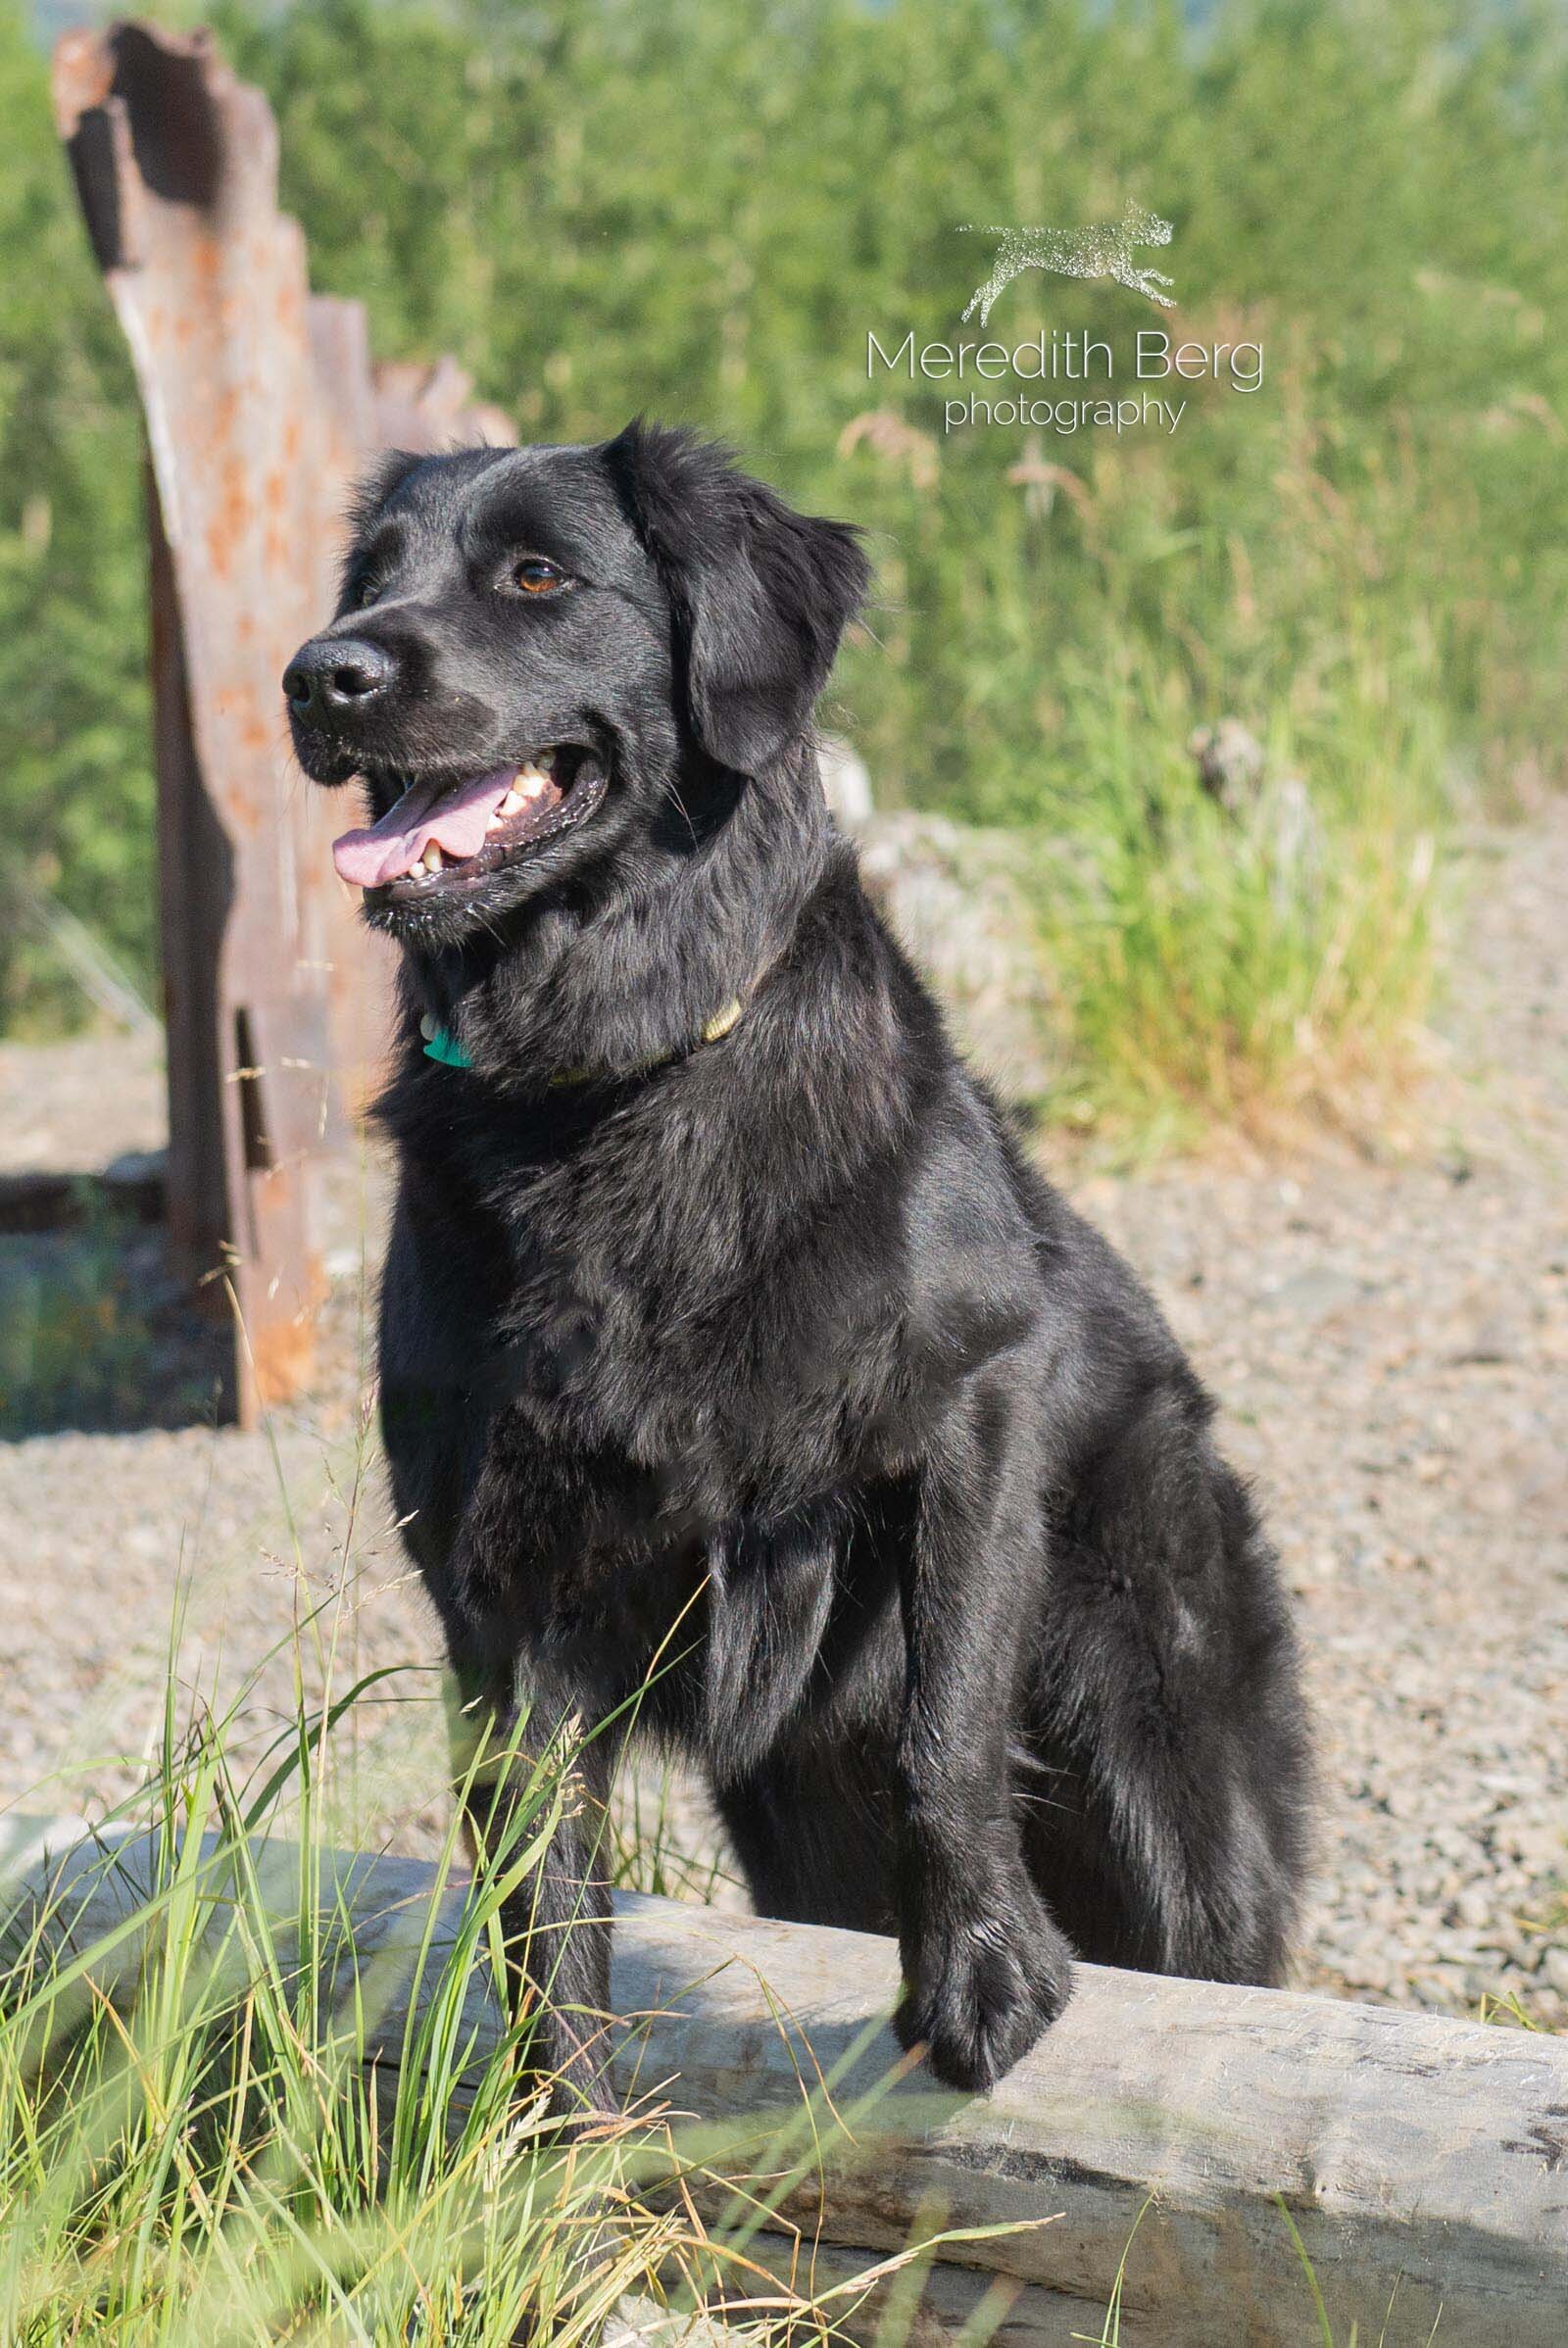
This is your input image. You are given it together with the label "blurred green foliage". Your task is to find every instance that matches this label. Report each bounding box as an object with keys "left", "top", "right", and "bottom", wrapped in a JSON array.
[
  {"left": 4, "top": 0, "right": 1566, "bottom": 1128},
  {"left": 0, "top": 4, "right": 153, "bottom": 1031}
]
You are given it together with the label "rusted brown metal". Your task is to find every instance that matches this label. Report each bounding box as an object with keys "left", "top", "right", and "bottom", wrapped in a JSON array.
[{"left": 52, "top": 20, "right": 513, "bottom": 1422}]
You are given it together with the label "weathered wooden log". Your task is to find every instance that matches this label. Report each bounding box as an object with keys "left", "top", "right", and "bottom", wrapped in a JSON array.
[{"left": 10, "top": 1822, "right": 1568, "bottom": 2346}]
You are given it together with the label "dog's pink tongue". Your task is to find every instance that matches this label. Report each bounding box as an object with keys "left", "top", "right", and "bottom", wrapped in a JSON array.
[{"left": 332, "top": 767, "right": 517, "bottom": 888}]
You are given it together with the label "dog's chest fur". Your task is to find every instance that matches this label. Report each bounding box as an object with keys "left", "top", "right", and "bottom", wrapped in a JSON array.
[
  {"left": 375, "top": 905, "right": 1055, "bottom": 1747},
  {"left": 380, "top": 1053, "right": 920, "bottom": 1756},
  {"left": 392, "top": 1038, "right": 909, "bottom": 1497}
]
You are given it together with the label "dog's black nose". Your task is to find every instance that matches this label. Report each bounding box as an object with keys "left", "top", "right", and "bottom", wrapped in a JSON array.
[{"left": 282, "top": 638, "right": 397, "bottom": 722}]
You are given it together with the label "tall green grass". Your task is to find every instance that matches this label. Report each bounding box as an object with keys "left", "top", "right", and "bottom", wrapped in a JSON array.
[
  {"left": 0, "top": 1609, "right": 1025, "bottom": 2344},
  {"left": 1019, "top": 648, "right": 1444, "bottom": 1148}
]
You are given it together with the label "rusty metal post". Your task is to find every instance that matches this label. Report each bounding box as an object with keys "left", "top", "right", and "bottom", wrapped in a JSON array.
[{"left": 52, "top": 21, "right": 511, "bottom": 1422}]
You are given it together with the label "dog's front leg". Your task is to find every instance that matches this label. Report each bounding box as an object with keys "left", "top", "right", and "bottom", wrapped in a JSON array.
[
  {"left": 448, "top": 1638, "right": 618, "bottom": 2125},
  {"left": 891, "top": 1399, "right": 1075, "bottom": 2091}
]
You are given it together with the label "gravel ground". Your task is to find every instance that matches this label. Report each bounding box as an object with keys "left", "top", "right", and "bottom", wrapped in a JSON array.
[{"left": 1, "top": 808, "right": 1563, "bottom": 2022}]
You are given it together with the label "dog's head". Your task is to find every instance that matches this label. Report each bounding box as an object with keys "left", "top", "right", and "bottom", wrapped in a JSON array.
[{"left": 283, "top": 422, "right": 869, "bottom": 950}]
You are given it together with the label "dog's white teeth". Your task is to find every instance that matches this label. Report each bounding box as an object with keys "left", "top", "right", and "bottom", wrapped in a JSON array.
[
  {"left": 514, "top": 766, "right": 549, "bottom": 799},
  {"left": 537, "top": 750, "right": 557, "bottom": 776},
  {"left": 485, "top": 810, "right": 504, "bottom": 833},
  {"left": 421, "top": 845, "right": 444, "bottom": 873}
]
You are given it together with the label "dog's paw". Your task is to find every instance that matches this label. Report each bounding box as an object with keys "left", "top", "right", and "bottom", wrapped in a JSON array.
[{"left": 895, "top": 1893, "right": 1073, "bottom": 2092}]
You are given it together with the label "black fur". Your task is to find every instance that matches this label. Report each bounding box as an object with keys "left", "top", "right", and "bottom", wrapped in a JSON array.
[{"left": 284, "top": 421, "right": 1309, "bottom": 2110}]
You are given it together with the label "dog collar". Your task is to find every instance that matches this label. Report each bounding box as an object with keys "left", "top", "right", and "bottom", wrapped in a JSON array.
[
  {"left": 421, "top": 996, "right": 743, "bottom": 1082},
  {"left": 421, "top": 1022, "right": 473, "bottom": 1068}
]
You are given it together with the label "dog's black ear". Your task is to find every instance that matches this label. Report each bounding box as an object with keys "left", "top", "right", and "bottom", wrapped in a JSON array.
[
  {"left": 337, "top": 449, "right": 423, "bottom": 602},
  {"left": 604, "top": 418, "right": 869, "bottom": 772}
]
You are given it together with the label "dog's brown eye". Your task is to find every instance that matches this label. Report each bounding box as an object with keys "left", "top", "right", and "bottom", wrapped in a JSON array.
[
  {"left": 513, "top": 558, "right": 564, "bottom": 595},
  {"left": 357, "top": 580, "right": 380, "bottom": 610}
]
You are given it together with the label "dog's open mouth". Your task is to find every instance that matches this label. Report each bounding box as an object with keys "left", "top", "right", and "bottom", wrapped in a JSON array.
[{"left": 331, "top": 748, "right": 606, "bottom": 896}]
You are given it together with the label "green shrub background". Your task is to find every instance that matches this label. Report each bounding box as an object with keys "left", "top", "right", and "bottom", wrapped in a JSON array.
[{"left": 3, "top": 0, "right": 1564, "bottom": 1129}]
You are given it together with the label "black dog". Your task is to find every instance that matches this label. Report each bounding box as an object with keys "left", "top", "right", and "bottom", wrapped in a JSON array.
[{"left": 284, "top": 422, "right": 1308, "bottom": 2113}]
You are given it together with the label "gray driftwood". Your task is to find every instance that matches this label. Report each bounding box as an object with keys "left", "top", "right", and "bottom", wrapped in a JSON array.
[{"left": 9, "top": 1822, "right": 1568, "bottom": 2345}]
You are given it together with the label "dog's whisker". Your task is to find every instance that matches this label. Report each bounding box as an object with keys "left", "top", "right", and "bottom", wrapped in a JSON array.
[{"left": 662, "top": 778, "right": 700, "bottom": 846}]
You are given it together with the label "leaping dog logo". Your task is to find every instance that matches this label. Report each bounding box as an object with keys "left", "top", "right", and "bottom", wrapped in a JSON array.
[{"left": 958, "top": 200, "right": 1175, "bottom": 325}]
